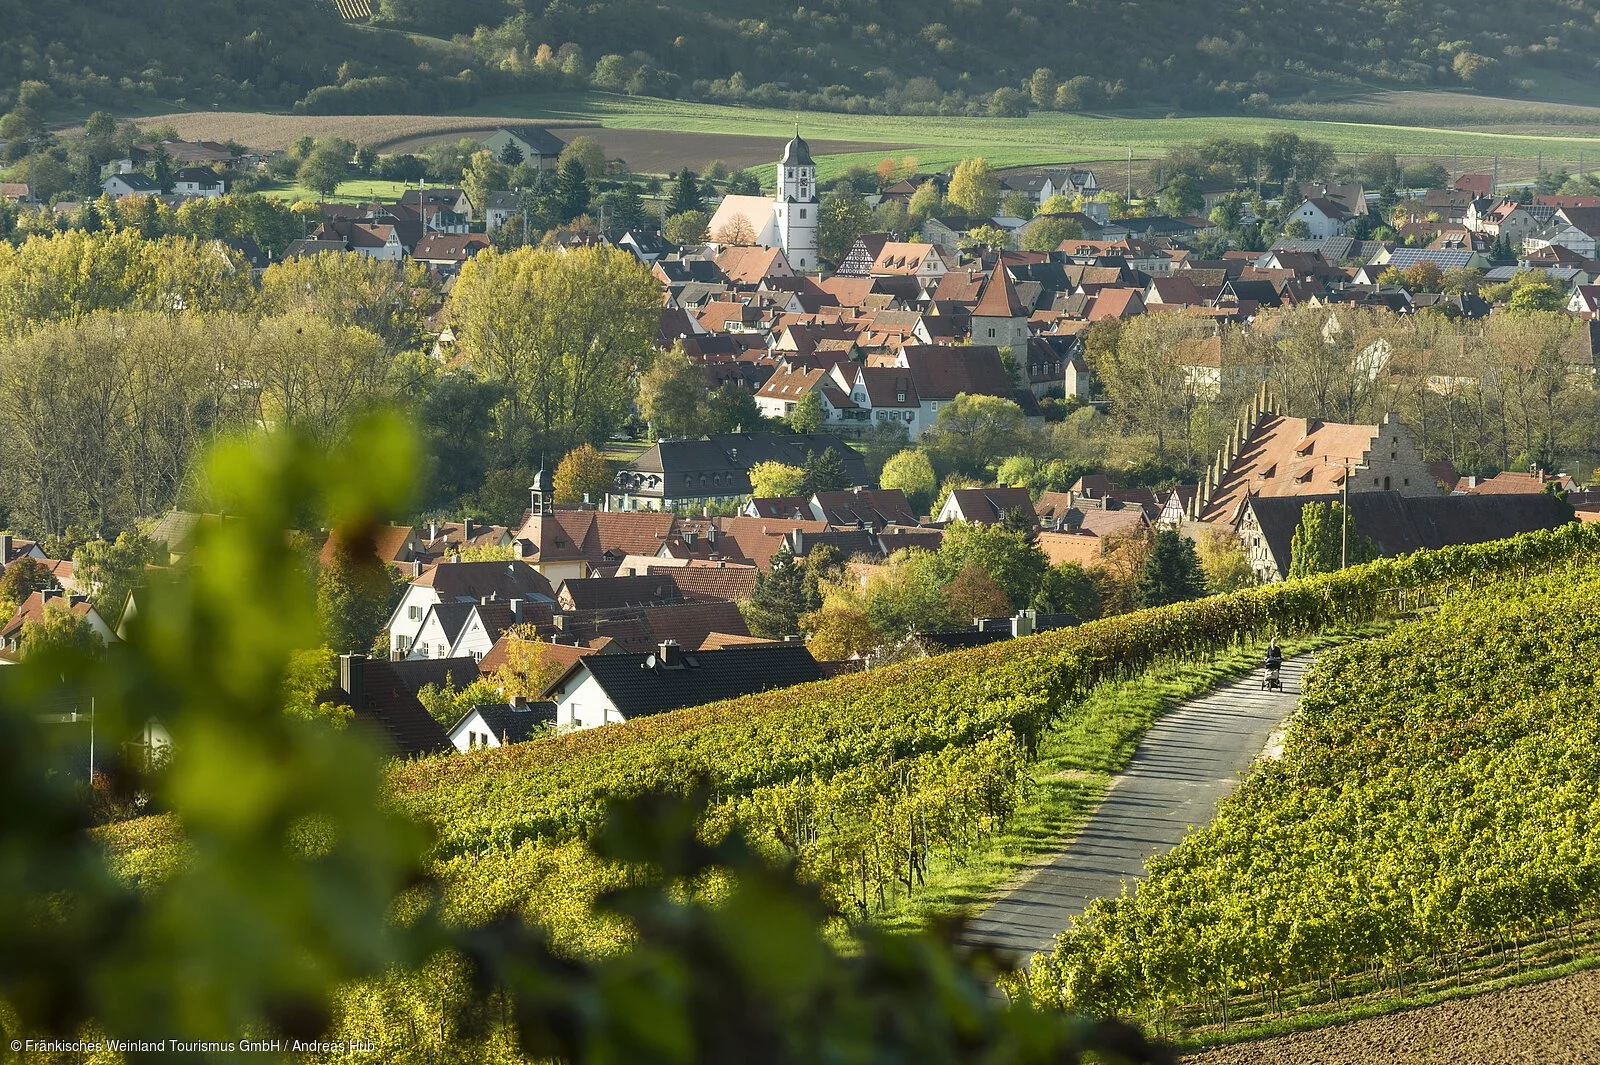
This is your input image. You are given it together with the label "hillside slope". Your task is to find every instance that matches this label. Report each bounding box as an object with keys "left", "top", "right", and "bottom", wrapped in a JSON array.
[{"left": 5, "top": 0, "right": 1600, "bottom": 118}]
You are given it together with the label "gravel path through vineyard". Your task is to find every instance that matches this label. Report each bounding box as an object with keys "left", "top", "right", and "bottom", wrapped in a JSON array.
[
  {"left": 961, "top": 654, "right": 1311, "bottom": 960},
  {"left": 1183, "top": 967, "right": 1600, "bottom": 1064}
]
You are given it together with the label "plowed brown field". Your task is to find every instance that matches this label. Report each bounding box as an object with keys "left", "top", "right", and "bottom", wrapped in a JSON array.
[
  {"left": 1184, "top": 968, "right": 1600, "bottom": 1065},
  {"left": 117, "top": 112, "right": 902, "bottom": 172}
]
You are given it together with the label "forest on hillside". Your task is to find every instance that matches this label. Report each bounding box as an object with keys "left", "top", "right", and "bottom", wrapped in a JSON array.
[{"left": 3, "top": 0, "right": 1600, "bottom": 119}]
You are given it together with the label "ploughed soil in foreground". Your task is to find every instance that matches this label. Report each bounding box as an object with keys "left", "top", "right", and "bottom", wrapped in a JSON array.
[{"left": 1184, "top": 967, "right": 1600, "bottom": 1065}]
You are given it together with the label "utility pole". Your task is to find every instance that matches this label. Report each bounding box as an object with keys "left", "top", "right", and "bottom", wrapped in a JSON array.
[{"left": 1127, "top": 147, "right": 1133, "bottom": 197}]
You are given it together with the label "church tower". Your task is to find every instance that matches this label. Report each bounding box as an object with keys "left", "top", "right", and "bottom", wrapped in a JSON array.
[{"left": 774, "top": 129, "right": 819, "bottom": 272}]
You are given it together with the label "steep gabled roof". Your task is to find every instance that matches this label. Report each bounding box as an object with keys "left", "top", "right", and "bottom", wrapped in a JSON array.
[
  {"left": 940, "top": 486, "right": 1037, "bottom": 526},
  {"left": 972, "top": 267, "right": 1028, "bottom": 318},
  {"left": 334, "top": 656, "right": 460, "bottom": 757}
]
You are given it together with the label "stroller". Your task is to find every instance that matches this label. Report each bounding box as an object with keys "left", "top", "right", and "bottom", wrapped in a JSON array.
[
  {"left": 1261, "top": 661, "right": 1282, "bottom": 691},
  {"left": 1261, "top": 642, "right": 1283, "bottom": 691}
]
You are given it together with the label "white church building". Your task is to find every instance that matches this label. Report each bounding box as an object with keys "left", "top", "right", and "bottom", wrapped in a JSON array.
[{"left": 706, "top": 131, "right": 820, "bottom": 271}]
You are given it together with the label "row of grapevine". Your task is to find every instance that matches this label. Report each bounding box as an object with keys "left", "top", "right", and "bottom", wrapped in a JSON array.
[{"left": 1023, "top": 561, "right": 1600, "bottom": 1030}]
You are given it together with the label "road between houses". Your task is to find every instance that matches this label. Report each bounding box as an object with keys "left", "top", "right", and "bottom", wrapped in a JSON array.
[{"left": 962, "top": 654, "right": 1313, "bottom": 961}]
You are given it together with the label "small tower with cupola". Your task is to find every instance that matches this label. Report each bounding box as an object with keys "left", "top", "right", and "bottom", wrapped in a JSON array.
[{"left": 774, "top": 128, "right": 819, "bottom": 271}]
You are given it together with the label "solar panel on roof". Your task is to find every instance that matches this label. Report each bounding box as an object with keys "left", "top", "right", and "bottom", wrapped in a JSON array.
[{"left": 1385, "top": 248, "right": 1474, "bottom": 269}]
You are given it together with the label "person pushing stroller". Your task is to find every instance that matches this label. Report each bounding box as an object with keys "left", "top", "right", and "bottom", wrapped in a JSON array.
[{"left": 1262, "top": 638, "right": 1283, "bottom": 690}]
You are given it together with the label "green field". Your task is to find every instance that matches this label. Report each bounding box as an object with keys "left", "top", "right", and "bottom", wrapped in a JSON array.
[
  {"left": 469, "top": 90, "right": 1600, "bottom": 180},
  {"left": 257, "top": 177, "right": 415, "bottom": 203}
]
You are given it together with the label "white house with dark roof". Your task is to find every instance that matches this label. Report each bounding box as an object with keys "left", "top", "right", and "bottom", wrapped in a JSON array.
[
  {"left": 387, "top": 562, "right": 555, "bottom": 659},
  {"left": 546, "top": 640, "right": 823, "bottom": 730},
  {"left": 448, "top": 698, "right": 554, "bottom": 750},
  {"left": 1290, "top": 197, "right": 1352, "bottom": 240},
  {"left": 102, "top": 173, "right": 160, "bottom": 199},
  {"left": 173, "top": 167, "right": 226, "bottom": 198}
]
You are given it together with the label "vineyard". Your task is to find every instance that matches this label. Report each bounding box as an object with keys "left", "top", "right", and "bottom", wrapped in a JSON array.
[
  {"left": 90, "top": 521, "right": 1600, "bottom": 1057},
  {"left": 1021, "top": 557, "right": 1600, "bottom": 1043},
  {"left": 370, "top": 522, "right": 1600, "bottom": 940}
]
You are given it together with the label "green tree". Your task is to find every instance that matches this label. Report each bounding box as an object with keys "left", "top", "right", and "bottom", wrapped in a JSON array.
[
  {"left": 74, "top": 532, "right": 162, "bottom": 619},
  {"left": 1021, "top": 215, "right": 1083, "bottom": 253},
  {"left": 1028, "top": 67, "right": 1057, "bottom": 109},
  {"left": 555, "top": 156, "right": 591, "bottom": 221},
  {"left": 800, "top": 447, "right": 849, "bottom": 494},
  {"left": 461, "top": 150, "right": 512, "bottom": 220},
  {"left": 151, "top": 144, "right": 174, "bottom": 194},
  {"left": 297, "top": 142, "right": 349, "bottom": 200},
  {"left": 1136, "top": 528, "right": 1207, "bottom": 608},
  {"left": 559, "top": 135, "right": 607, "bottom": 179},
  {"left": 637, "top": 344, "right": 708, "bottom": 439},
  {"left": 742, "top": 552, "right": 808, "bottom": 637},
  {"left": 608, "top": 184, "right": 649, "bottom": 234},
  {"left": 1288, "top": 500, "right": 1376, "bottom": 578},
  {"left": 987, "top": 87, "right": 1029, "bottom": 118},
  {"left": 967, "top": 223, "right": 1011, "bottom": 249},
  {"left": 553, "top": 443, "right": 613, "bottom": 505},
  {"left": 705, "top": 381, "right": 763, "bottom": 435},
  {"left": 937, "top": 521, "right": 1048, "bottom": 608},
  {"left": 663, "top": 209, "right": 709, "bottom": 245},
  {"left": 498, "top": 141, "right": 525, "bottom": 166},
  {"left": 21, "top": 600, "right": 103, "bottom": 659},
  {"left": 879, "top": 450, "right": 937, "bottom": 515},
  {"left": 787, "top": 391, "right": 824, "bottom": 433},
  {"left": 1032, "top": 561, "right": 1100, "bottom": 620},
  {"left": 1195, "top": 526, "right": 1258, "bottom": 593},
  {"left": 749, "top": 461, "right": 806, "bottom": 498},
  {"left": 907, "top": 182, "right": 944, "bottom": 223},
  {"left": 316, "top": 538, "right": 396, "bottom": 653},
  {"left": 666, "top": 167, "right": 703, "bottom": 216},
  {"left": 448, "top": 245, "right": 659, "bottom": 456},
  {"left": 1507, "top": 275, "right": 1565, "bottom": 314},
  {"left": 818, "top": 189, "right": 875, "bottom": 263},
  {"left": 947, "top": 158, "right": 1000, "bottom": 217},
  {"left": 1159, "top": 173, "right": 1204, "bottom": 218},
  {"left": 0, "top": 556, "right": 53, "bottom": 617},
  {"left": 922, "top": 394, "right": 1027, "bottom": 476}
]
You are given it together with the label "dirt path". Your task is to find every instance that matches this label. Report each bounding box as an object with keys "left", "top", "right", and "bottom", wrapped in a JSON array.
[{"left": 1184, "top": 968, "right": 1600, "bottom": 1064}]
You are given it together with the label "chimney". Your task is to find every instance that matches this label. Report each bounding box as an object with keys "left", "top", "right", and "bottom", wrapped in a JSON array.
[
  {"left": 464, "top": 519, "right": 474, "bottom": 541},
  {"left": 658, "top": 639, "right": 684, "bottom": 668},
  {"left": 339, "top": 654, "right": 366, "bottom": 712},
  {"left": 510, "top": 598, "right": 523, "bottom": 624},
  {"left": 429, "top": 521, "right": 438, "bottom": 542},
  {"left": 684, "top": 529, "right": 697, "bottom": 547},
  {"left": 0, "top": 533, "right": 11, "bottom": 561},
  {"left": 1011, "top": 609, "right": 1036, "bottom": 638},
  {"left": 40, "top": 588, "right": 62, "bottom": 605}
]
